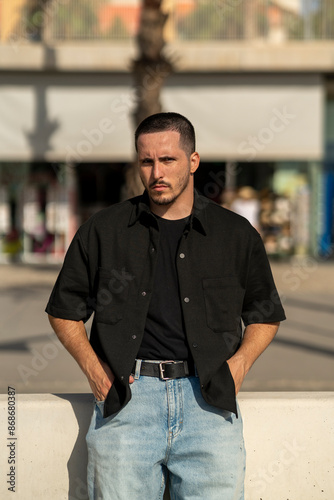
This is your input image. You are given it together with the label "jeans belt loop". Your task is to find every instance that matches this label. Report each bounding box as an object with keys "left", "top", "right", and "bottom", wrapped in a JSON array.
[{"left": 134, "top": 359, "right": 142, "bottom": 380}]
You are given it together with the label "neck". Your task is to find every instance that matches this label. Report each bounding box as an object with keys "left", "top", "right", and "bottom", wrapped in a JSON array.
[
  {"left": 151, "top": 202, "right": 192, "bottom": 220},
  {"left": 150, "top": 189, "right": 194, "bottom": 220}
]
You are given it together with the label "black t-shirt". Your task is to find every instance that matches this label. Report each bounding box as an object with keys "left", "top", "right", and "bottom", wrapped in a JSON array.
[{"left": 137, "top": 215, "right": 191, "bottom": 361}]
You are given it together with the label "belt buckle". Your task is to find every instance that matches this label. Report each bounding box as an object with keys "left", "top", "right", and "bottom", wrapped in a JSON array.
[{"left": 159, "top": 360, "right": 176, "bottom": 380}]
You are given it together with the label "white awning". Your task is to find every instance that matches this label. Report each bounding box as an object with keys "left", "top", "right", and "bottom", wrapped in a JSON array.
[
  {"left": 0, "top": 73, "right": 324, "bottom": 162},
  {"left": 162, "top": 74, "right": 324, "bottom": 161}
]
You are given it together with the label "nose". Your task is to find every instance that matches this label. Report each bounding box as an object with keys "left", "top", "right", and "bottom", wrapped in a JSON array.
[{"left": 151, "top": 161, "right": 163, "bottom": 180}]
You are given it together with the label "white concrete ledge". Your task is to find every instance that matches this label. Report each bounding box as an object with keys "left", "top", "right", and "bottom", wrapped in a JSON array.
[{"left": 0, "top": 392, "right": 333, "bottom": 499}]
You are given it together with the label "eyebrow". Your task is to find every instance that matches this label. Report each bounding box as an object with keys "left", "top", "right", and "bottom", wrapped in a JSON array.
[
  {"left": 139, "top": 155, "right": 176, "bottom": 162},
  {"left": 141, "top": 154, "right": 177, "bottom": 159}
]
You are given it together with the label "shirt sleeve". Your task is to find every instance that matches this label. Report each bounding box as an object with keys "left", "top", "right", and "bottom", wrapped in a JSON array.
[
  {"left": 45, "top": 228, "right": 94, "bottom": 322},
  {"left": 241, "top": 229, "right": 286, "bottom": 326}
]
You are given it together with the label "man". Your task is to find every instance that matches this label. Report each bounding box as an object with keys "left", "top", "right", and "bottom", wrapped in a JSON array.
[{"left": 46, "top": 112, "right": 285, "bottom": 500}]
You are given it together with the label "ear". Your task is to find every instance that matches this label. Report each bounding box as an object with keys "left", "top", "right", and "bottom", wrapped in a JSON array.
[{"left": 190, "top": 152, "right": 200, "bottom": 174}]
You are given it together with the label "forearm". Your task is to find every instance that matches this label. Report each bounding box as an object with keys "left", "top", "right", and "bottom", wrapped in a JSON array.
[
  {"left": 48, "top": 315, "right": 97, "bottom": 376},
  {"left": 233, "top": 322, "right": 280, "bottom": 375},
  {"left": 48, "top": 314, "right": 115, "bottom": 400},
  {"left": 227, "top": 322, "right": 280, "bottom": 394}
]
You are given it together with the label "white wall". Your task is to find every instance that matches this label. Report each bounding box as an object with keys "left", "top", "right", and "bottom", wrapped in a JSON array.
[{"left": 0, "top": 392, "right": 333, "bottom": 499}]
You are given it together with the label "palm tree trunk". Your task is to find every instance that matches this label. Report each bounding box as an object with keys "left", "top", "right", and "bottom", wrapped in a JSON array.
[{"left": 125, "top": 0, "right": 173, "bottom": 199}]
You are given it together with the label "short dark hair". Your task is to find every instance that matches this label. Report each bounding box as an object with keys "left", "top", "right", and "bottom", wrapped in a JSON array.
[{"left": 135, "top": 112, "right": 196, "bottom": 156}]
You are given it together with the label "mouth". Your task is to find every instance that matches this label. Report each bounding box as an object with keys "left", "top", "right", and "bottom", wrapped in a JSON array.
[{"left": 151, "top": 183, "right": 169, "bottom": 192}]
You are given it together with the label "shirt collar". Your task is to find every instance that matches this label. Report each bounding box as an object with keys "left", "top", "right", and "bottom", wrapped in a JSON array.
[
  {"left": 128, "top": 190, "right": 155, "bottom": 227},
  {"left": 128, "top": 189, "right": 208, "bottom": 235}
]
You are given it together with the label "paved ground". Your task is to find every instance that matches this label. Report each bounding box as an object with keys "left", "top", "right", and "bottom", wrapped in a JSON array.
[{"left": 0, "top": 257, "right": 333, "bottom": 395}]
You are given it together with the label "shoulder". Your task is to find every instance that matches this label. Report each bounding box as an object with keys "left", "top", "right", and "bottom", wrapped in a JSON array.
[
  {"left": 78, "top": 196, "right": 141, "bottom": 234},
  {"left": 196, "top": 194, "right": 262, "bottom": 250},
  {"left": 200, "top": 194, "right": 254, "bottom": 230}
]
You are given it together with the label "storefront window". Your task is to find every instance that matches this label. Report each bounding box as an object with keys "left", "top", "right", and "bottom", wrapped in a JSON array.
[{"left": 195, "top": 160, "right": 312, "bottom": 258}]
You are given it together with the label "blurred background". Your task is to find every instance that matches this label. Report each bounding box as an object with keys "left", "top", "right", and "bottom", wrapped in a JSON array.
[{"left": 0, "top": 0, "right": 333, "bottom": 394}]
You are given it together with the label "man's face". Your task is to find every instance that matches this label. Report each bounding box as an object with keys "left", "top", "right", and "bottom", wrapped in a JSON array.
[{"left": 137, "top": 130, "right": 199, "bottom": 209}]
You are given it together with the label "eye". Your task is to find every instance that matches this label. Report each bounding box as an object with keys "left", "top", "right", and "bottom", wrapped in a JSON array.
[{"left": 141, "top": 158, "right": 153, "bottom": 165}]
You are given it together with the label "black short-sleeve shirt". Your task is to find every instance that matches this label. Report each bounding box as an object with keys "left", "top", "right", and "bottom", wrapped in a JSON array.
[{"left": 46, "top": 190, "right": 286, "bottom": 417}]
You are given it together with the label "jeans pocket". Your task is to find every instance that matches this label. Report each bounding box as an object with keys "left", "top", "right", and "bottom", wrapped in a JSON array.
[{"left": 95, "top": 399, "right": 105, "bottom": 418}]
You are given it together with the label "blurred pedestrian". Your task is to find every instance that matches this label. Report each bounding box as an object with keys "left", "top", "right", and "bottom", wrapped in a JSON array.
[
  {"left": 3, "top": 228, "right": 22, "bottom": 262},
  {"left": 230, "top": 186, "right": 261, "bottom": 231}
]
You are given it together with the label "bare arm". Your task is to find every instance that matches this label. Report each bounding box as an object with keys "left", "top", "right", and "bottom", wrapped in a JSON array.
[
  {"left": 227, "top": 322, "right": 280, "bottom": 394},
  {"left": 48, "top": 315, "right": 133, "bottom": 400}
]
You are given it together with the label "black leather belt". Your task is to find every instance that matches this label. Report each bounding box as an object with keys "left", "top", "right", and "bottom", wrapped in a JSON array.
[{"left": 133, "top": 360, "right": 195, "bottom": 380}]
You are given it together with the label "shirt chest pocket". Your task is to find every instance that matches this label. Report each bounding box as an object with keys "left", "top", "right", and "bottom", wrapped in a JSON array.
[
  {"left": 202, "top": 277, "right": 241, "bottom": 333},
  {"left": 95, "top": 267, "right": 131, "bottom": 325}
]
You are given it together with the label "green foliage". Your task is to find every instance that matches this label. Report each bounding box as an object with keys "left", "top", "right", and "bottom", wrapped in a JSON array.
[
  {"left": 280, "top": 9, "right": 304, "bottom": 40},
  {"left": 105, "top": 16, "right": 131, "bottom": 40},
  {"left": 52, "top": 0, "right": 101, "bottom": 40},
  {"left": 175, "top": 0, "right": 334, "bottom": 41},
  {"left": 175, "top": 1, "right": 266, "bottom": 40},
  {"left": 311, "top": 0, "right": 334, "bottom": 39},
  {"left": 24, "top": 1, "right": 46, "bottom": 41},
  {"left": 176, "top": 2, "right": 236, "bottom": 40}
]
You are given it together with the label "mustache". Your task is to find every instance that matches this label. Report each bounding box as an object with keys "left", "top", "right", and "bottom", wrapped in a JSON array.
[{"left": 149, "top": 181, "right": 171, "bottom": 188}]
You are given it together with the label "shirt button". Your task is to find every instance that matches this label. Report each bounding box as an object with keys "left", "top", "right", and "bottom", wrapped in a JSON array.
[
  {"left": 184, "top": 297, "right": 190, "bottom": 303},
  {"left": 192, "top": 343, "right": 198, "bottom": 348},
  {"left": 141, "top": 291, "right": 147, "bottom": 296},
  {"left": 131, "top": 335, "right": 137, "bottom": 340},
  {"left": 151, "top": 247, "right": 155, "bottom": 253},
  {"left": 179, "top": 253, "right": 185, "bottom": 259}
]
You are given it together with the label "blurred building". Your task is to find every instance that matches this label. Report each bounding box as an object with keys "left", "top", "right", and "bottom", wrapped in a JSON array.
[{"left": 0, "top": 0, "right": 333, "bottom": 261}]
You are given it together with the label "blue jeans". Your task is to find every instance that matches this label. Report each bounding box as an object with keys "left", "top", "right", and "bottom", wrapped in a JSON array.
[{"left": 86, "top": 360, "right": 246, "bottom": 500}]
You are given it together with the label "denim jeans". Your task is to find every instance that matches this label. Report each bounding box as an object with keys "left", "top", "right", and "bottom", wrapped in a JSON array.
[{"left": 86, "top": 360, "right": 246, "bottom": 500}]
